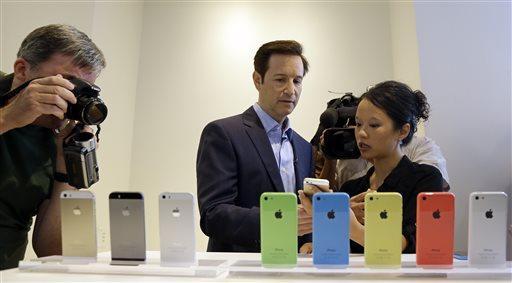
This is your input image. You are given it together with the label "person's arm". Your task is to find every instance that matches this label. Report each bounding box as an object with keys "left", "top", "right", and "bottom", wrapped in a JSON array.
[
  {"left": 318, "top": 159, "right": 337, "bottom": 191},
  {"left": 32, "top": 122, "right": 86, "bottom": 256},
  {"left": 0, "top": 75, "right": 76, "bottom": 135},
  {"left": 0, "top": 110, "right": 17, "bottom": 134},
  {"left": 197, "top": 122, "right": 261, "bottom": 248}
]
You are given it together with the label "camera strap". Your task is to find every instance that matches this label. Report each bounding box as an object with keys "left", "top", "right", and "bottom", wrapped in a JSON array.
[{"left": 0, "top": 79, "right": 35, "bottom": 107}]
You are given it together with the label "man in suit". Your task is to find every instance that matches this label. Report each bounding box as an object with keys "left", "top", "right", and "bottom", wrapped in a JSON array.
[{"left": 197, "top": 40, "right": 314, "bottom": 252}]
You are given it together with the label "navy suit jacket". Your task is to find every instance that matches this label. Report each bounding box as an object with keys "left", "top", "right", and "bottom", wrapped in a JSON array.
[{"left": 196, "top": 107, "right": 314, "bottom": 252}]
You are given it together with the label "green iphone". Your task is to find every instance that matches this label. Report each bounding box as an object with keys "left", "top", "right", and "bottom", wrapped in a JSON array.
[
  {"left": 364, "top": 192, "right": 402, "bottom": 268},
  {"left": 260, "top": 192, "right": 297, "bottom": 267}
]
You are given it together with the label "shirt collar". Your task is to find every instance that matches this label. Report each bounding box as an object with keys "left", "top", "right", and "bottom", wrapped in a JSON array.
[{"left": 253, "top": 103, "right": 292, "bottom": 137}]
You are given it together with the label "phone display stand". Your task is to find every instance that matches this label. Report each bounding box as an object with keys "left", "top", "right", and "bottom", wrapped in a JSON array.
[
  {"left": 19, "top": 252, "right": 227, "bottom": 278},
  {"left": 226, "top": 254, "right": 512, "bottom": 279},
  {"left": 17, "top": 252, "right": 511, "bottom": 280}
]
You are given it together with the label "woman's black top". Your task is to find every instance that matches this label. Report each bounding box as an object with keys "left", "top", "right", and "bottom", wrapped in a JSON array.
[{"left": 340, "top": 155, "right": 444, "bottom": 253}]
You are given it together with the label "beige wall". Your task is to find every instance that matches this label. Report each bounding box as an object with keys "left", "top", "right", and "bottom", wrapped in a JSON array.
[{"left": 130, "top": 2, "right": 396, "bottom": 252}]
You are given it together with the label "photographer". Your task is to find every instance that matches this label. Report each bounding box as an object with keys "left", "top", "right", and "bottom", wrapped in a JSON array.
[
  {"left": 312, "top": 95, "right": 449, "bottom": 192},
  {"left": 0, "top": 24, "right": 105, "bottom": 269}
]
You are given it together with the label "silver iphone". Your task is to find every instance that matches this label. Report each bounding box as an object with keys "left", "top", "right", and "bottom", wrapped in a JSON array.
[
  {"left": 159, "top": 192, "right": 196, "bottom": 266},
  {"left": 468, "top": 191, "right": 508, "bottom": 267}
]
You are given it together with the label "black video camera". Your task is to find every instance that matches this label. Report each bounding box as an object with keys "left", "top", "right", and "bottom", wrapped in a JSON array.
[
  {"left": 311, "top": 93, "right": 361, "bottom": 160},
  {"left": 0, "top": 76, "right": 107, "bottom": 188}
]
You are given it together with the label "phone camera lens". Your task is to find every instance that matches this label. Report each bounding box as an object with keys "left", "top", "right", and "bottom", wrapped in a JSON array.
[
  {"left": 264, "top": 196, "right": 268, "bottom": 201},
  {"left": 163, "top": 195, "right": 166, "bottom": 199},
  {"left": 369, "top": 197, "right": 373, "bottom": 201},
  {"left": 317, "top": 197, "right": 320, "bottom": 201},
  {"left": 422, "top": 196, "right": 427, "bottom": 201},
  {"left": 475, "top": 196, "right": 479, "bottom": 200},
  {"left": 63, "top": 194, "right": 67, "bottom": 197}
]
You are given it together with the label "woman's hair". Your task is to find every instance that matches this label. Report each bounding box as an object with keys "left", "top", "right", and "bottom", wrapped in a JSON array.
[{"left": 360, "top": 80, "right": 430, "bottom": 145}]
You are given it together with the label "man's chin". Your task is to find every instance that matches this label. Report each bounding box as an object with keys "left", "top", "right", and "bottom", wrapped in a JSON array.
[{"left": 32, "top": 115, "right": 66, "bottom": 129}]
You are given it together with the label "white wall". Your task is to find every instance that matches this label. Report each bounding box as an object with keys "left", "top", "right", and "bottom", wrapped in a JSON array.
[
  {"left": 414, "top": 1, "right": 512, "bottom": 255},
  {"left": 0, "top": 0, "right": 144, "bottom": 258},
  {"left": 130, "top": 2, "right": 395, "bottom": 251},
  {"left": 388, "top": 1, "right": 424, "bottom": 135}
]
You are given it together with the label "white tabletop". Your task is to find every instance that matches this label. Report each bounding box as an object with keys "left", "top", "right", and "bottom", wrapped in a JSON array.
[{"left": 1, "top": 252, "right": 511, "bottom": 282}]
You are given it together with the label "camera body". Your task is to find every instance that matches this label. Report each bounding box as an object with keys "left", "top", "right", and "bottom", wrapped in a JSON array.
[
  {"left": 313, "top": 93, "right": 361, "bottom": 160},
  {"left": 63, "top": 132, "right": 99, "bottom": 188},
  {"left": 322, "top": 127, "right": 360, "bottom": 159},
  {"left": 62, "top": 77, "right": 106, "bottom": 189},
  {"left": 65, "top": 77, "right": 107, "bottom": 125}
]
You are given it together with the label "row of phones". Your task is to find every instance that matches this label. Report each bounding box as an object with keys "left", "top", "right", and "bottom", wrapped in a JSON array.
[
  {"left": 60, "top": 191, "right": 196, "bottom": 266},
  {"left": 260, "top": 190, "right": 509, "bottom": 268}
]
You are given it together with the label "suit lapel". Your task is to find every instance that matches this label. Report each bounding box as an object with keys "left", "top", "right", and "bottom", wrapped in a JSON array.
[{"left": 242, "top": 107, "right": 285, "bottom": 192}]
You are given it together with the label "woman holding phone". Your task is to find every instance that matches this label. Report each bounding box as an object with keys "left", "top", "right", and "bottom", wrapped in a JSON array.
[{"left": 299, "top": 80, "right": 443, "bottom": 253}]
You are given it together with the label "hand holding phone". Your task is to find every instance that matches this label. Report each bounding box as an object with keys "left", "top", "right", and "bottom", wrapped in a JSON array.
[{"left": 303, "top": 178, "right": 330, "bottom": 199}]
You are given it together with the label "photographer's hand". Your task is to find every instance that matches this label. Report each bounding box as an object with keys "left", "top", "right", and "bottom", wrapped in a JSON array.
[
  {"left": 0, "top": 75, "right": 76, "bottom": 134},
  {"left": 54, "top": 121, "right": 94, "bottom": 173}
]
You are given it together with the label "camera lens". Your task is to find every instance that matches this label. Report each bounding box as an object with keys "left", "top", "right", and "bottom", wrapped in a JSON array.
[
  {"left": 84, "top": 100, "right": 108, "bottom": 125},
  {"left": 317, "top": 197, "right": 320, "bottom": 201},
  {"left": 264, "top": 196, "right": 268, "bottom": 201},
  {"left": 422, "top": 196, "right": 427, "bottom": 201},
  {"left": 63, "top": 194, "right": 67, "bottom": 197},
  {"left": 476, "top": 196, "right": 479, "bottom": 200},
  {"left": 369, "top": 196, "right": 373, "bottom": 201},
  {"left": 163, "top": 195, "right": 166, "bottom": 199}
]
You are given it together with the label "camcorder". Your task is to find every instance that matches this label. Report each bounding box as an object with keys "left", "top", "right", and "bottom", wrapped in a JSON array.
[
  {"left": 1, "top": 76, "right": 107, "bottom": 188},
  {"left": 311, "top": 93, "right": 361, "bottom": 160}
]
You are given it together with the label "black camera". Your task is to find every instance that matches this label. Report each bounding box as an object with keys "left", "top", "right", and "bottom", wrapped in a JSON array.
[
  {"left": 63, "top": 77, "right": 105, "bottom": 188},
  {"left": 311, "top": 93, "right": 361, "bottom": 160},
  {"left": 63, "top": 131, "right": 99, "bottom": 188},
  {"left": 0, "top": 76, "right": 106, "bottom": 189},
  {"left": 0, "top": 76, "right": 107, "bottom": 125},
  {"left": 66, "top": 77, "right": 107, "bottom": 125}
]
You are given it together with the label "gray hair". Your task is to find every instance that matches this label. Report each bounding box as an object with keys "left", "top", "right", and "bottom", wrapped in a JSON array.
[{"left": 17, "top": 24, "right": 106, "bottom": 74}]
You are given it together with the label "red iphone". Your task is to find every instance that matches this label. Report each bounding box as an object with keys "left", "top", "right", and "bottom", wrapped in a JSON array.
[{"left": 416, "top": 192, "right": 455, "bottom": 267}]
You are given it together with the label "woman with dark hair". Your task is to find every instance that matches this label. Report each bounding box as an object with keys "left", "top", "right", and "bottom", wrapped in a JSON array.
[{"left": 299, "top": 80, "right": 443, "bottom": 254}]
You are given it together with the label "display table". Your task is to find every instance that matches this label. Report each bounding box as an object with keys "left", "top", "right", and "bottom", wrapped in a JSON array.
[{"left": 1, "top": 251, "right": 510, "bottom": 282}]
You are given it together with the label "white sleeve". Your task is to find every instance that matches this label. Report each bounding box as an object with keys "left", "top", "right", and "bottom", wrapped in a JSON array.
[
  {"left": 403, "top": 135, "right": 450, "bottom": 183},
  {"left": 335, "top": 158, "right": 370, "bottom": 189}
]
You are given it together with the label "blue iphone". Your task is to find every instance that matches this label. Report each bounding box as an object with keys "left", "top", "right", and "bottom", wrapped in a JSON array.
[{"left": 313, "top": 192, "right": 350, "bottom": 268}]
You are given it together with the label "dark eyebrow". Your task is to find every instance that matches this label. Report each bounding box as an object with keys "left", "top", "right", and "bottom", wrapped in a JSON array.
[{"left": 272, "top": 73, "right": 303, "bottom": 79}]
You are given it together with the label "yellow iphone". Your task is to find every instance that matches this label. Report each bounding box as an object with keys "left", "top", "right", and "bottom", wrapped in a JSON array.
[{"left": 364, "top": 192, "right": 402, "bottom": 268}]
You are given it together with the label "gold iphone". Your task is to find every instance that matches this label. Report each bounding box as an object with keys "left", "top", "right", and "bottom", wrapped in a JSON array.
[{"left": 60, "top": 190, "right": 97, "bottom": 262}]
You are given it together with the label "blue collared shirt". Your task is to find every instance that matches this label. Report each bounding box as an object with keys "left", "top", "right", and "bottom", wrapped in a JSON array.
[{"left": 253, "top": 103, "right": 296, "bottom": 193}]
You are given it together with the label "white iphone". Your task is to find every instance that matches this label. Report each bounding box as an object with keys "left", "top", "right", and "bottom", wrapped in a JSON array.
[
  {"left": 468, "top": 191, "right": 508, "bottom": 267},
  {"left": 303, "top": 178, "right": 330, "bottom": 199},
  {"left": 159, "top": 192, "right": 196, "bottom": 266},
  {"left": 60, "top": 190, "right": 97, "bottom": 263}
]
